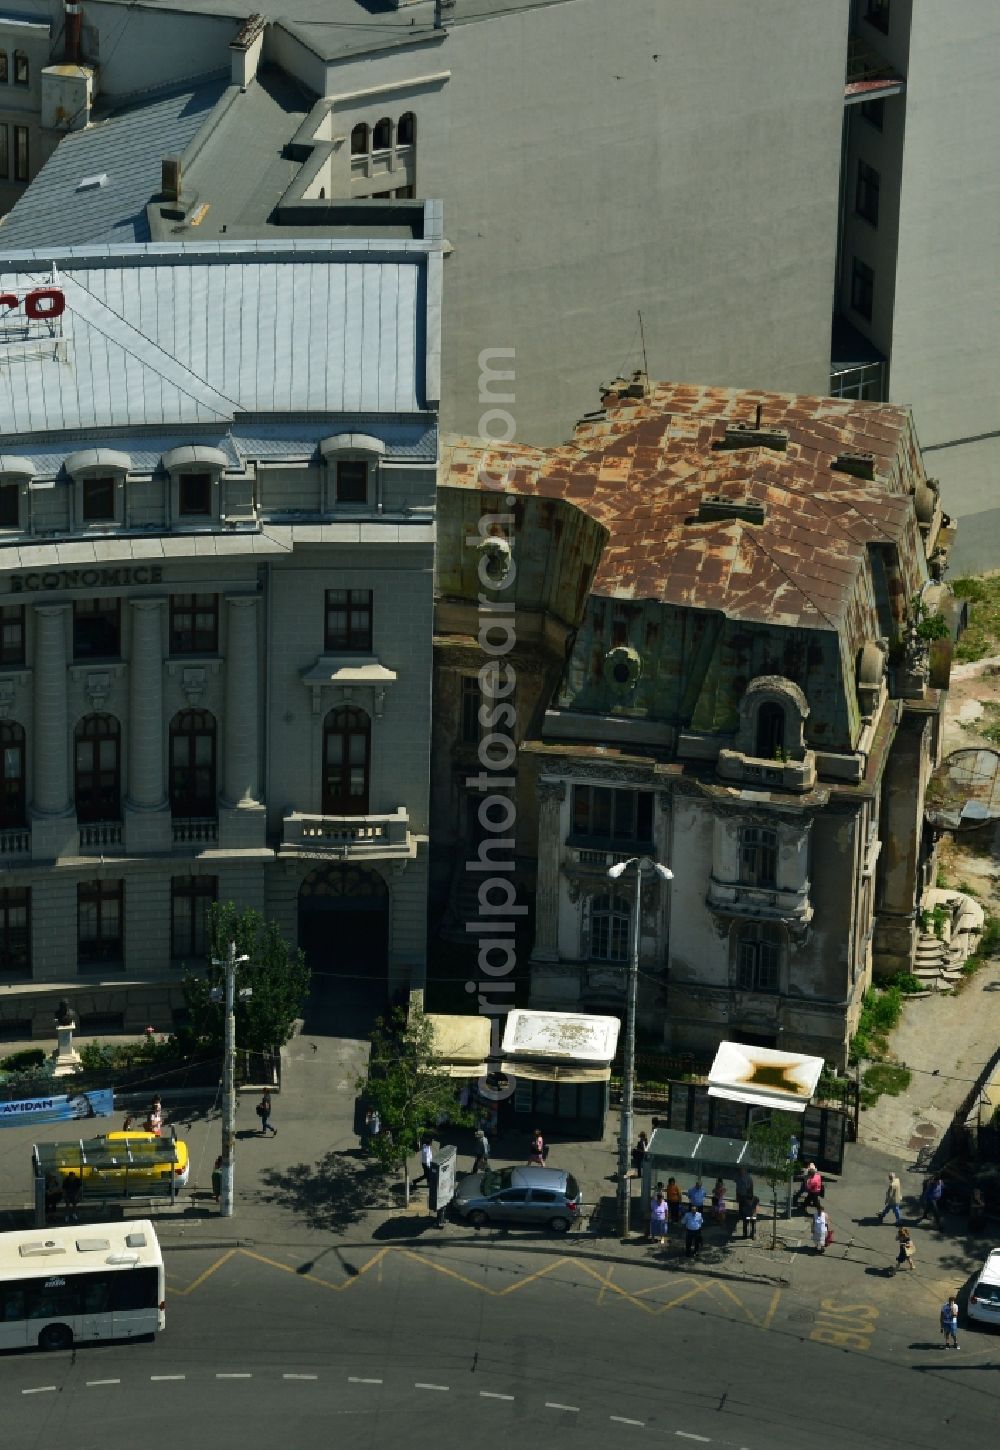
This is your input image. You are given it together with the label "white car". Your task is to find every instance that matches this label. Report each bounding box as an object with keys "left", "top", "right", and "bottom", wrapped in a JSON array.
[{"left": 967, "top": 1248, "right": 1000, "bottom": 1328}]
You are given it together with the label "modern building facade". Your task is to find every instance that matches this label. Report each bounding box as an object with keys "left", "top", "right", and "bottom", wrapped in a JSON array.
[
  {"left": 0, "top": 225, "right": 442, "bottom": 1036},
  {"left": 435, "top": 378, "right": 955, "bottom": 1069}
]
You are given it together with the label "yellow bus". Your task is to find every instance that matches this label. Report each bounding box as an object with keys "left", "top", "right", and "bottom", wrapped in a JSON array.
[{"left": 0, "top": 1219, "right": 165, "bottom": 1351}]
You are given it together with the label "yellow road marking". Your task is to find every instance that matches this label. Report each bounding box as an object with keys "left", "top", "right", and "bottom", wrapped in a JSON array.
[
  {"left": 168, "top": 1248, "right": 238, "bottom": 1296},
  {"left": 167, "top": 1241, "right": 785, "bottom": 1336},
  {"left": 237, "top": 1245, "right": 391, "bottom": 1293}
]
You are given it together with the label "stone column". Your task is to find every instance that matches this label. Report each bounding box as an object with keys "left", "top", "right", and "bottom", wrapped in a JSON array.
[
  {"left": 223, "top": 594, "right": 260, "bottom": 805},
  {"left": 531, "top": 779, "right": 565, "bottom": 961},
  {"left": 127, "top": 598, "right": 166, "bottom": 809},
  {"left": 30, "top": 604, "right": 78, "bottom": 861},
  {"left": 32, "top": 604, "right": 71, "bottom": 815}
]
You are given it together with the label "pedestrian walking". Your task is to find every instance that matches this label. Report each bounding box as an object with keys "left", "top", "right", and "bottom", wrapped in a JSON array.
[
  {"left": 147, "top": 1096, "right": 163, "bottom": 1137},
  {"left": 894, "top": 1227, "right": 915, "bottom": 1273},
  {"left": 940, "top": 1294, "right": 960, "bottom": 1349},
  {"left": 801, "top": 1164, "right": 824, "bottom": 1212},
  {"left": 63, "top": 1171, "right": 82, "bottom": 1224},
  {"left": 211, "top": 1155, "right": 223, "bottom": 1203},
  {"left": 811, "top": 1207, "right": 829, "bottom": 1254},
  {"left": 687, "top": 1178, "right": 706, "bottom": 1210},
  {"left": 919, "top": 1175, "right": 944, "bottom": 1228},
  {"left": 711, "top": 1178, "right": 727, "bottom": 1224},
  {"left": 528, "top": 1129, "right": 545, "bottom": 1166},
  {"left": 968, "top": 1187, "right": 987, "bottom": 1234},
  {"left": 649, "top": 1190, "right": 668, "bottom": 1247},
  {"left": 631, "top": 1131, "right": 649, "bottom": 1177},
  {"left": 666, "top": 1177, "right": 682, "bottom": 1223},
  {"left": 877, "top": 1171, "right": 903, "bottom": 1226},
  {"left": 741, "top": 1193, "right": 759, "bottom": 1240},
  {"left": 472, "top": 1126, "right": 490, "bottom": 1174},
  {"left": 412, "top": 1135, "right": 434, "bottom": 1190},
  {"left": 256, "top": 1088, "right": 277, "bottom": 1136},
  {"left": 363, "top": 1106, "right": 381, "bottom": 1153},
  {"left": 682, "top": 1206, "right": 704, "bottom": 1258}
]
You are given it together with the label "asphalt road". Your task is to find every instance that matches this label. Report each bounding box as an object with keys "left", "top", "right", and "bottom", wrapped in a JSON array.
[{"left": 1, "top": 1238, "right": 997, "bottom": 1450}]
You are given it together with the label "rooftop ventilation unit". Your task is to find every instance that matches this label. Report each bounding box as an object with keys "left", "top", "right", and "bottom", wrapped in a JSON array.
[
  {"left": 696, "top": 494, "right": 767, "bottom": 526},
  {"left": 76, "top": 173, "right": 108, "bottom": 192},
  {"left": 832, "top": 451, "right": 876, "bottom": 480},
  {"left": 717, "top": 419, "right": 788, "bottom": 453}
]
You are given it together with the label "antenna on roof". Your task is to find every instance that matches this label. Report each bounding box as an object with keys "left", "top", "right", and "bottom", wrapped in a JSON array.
[{"left": 638, "top": 310, "right": 649, "bottom": 380}]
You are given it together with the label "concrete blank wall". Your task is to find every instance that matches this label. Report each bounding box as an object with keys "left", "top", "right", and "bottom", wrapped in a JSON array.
[
  {"left": 432, "top": 0, "right": 851, "bottom": 441},
  {"left": 890, "top": 1, "right": 1000, "bottom": 450}
]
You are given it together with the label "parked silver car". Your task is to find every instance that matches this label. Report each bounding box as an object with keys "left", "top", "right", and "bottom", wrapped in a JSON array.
[{"left": 454, "top": 1166, "right": 582, "bottom": 1233}]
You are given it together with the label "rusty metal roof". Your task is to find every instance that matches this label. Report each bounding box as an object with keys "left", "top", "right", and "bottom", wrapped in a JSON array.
[{"left": 440, "top": 381, "right": 923, "bottom": 630}]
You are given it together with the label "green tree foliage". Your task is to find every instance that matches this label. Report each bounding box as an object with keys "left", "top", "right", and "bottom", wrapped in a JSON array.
[
  {"left": 357, "top": 1006, "right": 473, "bottom": 1204},
  {"left": 747, "top": 1110, "right": 799, "bottom": 1249},
  {"left": 183, "top": 902, "right": 309, "bottom": 1056}
]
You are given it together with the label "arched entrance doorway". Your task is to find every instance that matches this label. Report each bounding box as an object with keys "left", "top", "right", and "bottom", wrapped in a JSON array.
[{"left": 297, "top": 864, "right": 390, "bottom": 1036}]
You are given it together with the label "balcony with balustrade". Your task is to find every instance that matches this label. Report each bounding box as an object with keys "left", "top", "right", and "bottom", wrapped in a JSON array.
[
  {"left": 706, "top": 874, "right": 812, "bottom": 926},
  {"left": 280, "top": 807, "right": 414, "bottom": 861}
]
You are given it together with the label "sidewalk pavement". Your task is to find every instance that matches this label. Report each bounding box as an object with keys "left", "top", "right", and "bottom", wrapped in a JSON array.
[{"left": 2, "top": 1033, "right": 990, "bottom": 1320}]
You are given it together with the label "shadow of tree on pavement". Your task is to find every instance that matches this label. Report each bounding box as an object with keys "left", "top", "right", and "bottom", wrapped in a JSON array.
[{"left": 255, "top": 1149, "right": 396, "bottom": 1232}]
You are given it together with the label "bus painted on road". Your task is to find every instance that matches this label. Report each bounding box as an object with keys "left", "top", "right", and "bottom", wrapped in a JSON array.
[{"left": 0, "top": 1219, "right": 164, "bottom": 1351}]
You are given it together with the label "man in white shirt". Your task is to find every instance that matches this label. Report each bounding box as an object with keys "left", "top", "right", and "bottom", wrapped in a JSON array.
[
  {"left": 412, "top": 1135, "right": 434, "bottom": 1190},
  {"left": 683, "top": 1206, "right": 704, "bottom": 1258}
]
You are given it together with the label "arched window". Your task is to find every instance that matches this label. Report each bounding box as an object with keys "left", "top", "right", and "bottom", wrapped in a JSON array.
[
  {"left": 75, "top": 715, "right": 121, "bottom": 823},
  {"left": 755, "top": 701, "right": 786, "bottom": 759},
  {"left": 13, "top": 51, "right": 27, "bottom": 86},
  {"left": 322, "top": 706, "right": 370, "bottom": 815},
  {"left": 350, "top": 122, "right": 368, "bottom": 155},
  {"left": 170, "top": 710, "right": 217, "bottom": 818},
  {"left": 372, "top": 116, "right": 392, "bottom": 150},
  {"left": 397, "top": 112, "right": 415, "bottom": 146},
  {"left": 590, "top": 893, "right": 630, "bottom": 963},
  {"left": 0, "top": 720, "right": 25, "bottom": 828}
]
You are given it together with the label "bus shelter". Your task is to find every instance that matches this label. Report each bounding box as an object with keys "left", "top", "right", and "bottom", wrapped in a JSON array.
[
  {"left": 32, "top": 1135, "right": 183, "bottom": 1227},
  {"left": 641, "top": 1127, "right": 794, "bottom": 1218}
]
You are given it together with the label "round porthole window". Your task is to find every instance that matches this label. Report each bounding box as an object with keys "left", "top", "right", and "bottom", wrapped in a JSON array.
[{"left": 605, "top": 644, "right": 642, "bottom": 693}]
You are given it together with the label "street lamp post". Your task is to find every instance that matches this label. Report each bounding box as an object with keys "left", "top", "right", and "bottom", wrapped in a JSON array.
[
  {"left": 210, "top": 941, "right": 250, "bottom": 1218},
  {"left": 608, "top": 855, "right": 673, "bottom": 1239}
]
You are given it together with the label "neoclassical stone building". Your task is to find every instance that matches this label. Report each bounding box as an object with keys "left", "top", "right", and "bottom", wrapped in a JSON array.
[
  {"left": 0, "top": 227, "right": 442, "bottom": 1036},
  {"left": 435, "top": 379, "right": 954, "bottom": 1068}
]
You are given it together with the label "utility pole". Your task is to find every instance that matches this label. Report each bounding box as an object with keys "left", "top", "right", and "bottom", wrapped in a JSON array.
[
  {"left": 608, "top": 856, "right": 673, "bottom": 1239},
  {"left": 212, "top": 941, "right": 249, "bottom": 1219}
]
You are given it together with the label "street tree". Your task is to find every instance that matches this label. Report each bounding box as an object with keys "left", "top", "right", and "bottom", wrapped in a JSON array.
[
  {"left": 183, "top": 902, "right": 310, "bottom": 1058},
  {"left": 746, "top": 1110, "right": 799, "bottom": 1249},
  {"left": 358, "top": 1005, "right": 473, "bottom": 1206}
]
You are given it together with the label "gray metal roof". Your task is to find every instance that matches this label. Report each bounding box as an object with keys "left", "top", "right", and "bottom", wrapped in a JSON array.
[
  {"left": 0, "top": 78, "right": 228, "bottom": 250},
  {"left": 0, "top": 418, "right": 437, "bottom": 479},
  {"left": 0, "top": 240, "right": 437, "bottom": 438},
  {"left": 91, "top": 0, "right": 572, "bottom": 63}
]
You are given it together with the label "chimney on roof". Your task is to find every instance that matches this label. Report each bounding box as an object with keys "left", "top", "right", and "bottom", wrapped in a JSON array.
[
  {"left": 230, "top": 12, "right": 265, "bottom": 91},
  {"left": 717, "top": 419, "right": 788, "bottom": 453},
  {"left": 696, "top": 494, "right": 767, "bottom": 526},
  {"left": 161, "top": 157, "right": 182, "bottom": 203},
  {"left": 833, "top": 451, "right": 876, "bottom": 480},
  {"left": 64, "top": 1, "right": 82, "bottom": 64}
]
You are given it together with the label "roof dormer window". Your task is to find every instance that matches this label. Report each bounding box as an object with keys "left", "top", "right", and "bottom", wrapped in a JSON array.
[
  {"left": 65, "top": 448, "right": 131, "bottom": 530},
  {"left": 320, "top": 433, "right": 385, "bottom": 513}
]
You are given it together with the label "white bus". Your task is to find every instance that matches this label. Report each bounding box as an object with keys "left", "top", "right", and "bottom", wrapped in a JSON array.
[{"left": 0, "top": 1219, "right": 164, "bottom": 1352}]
